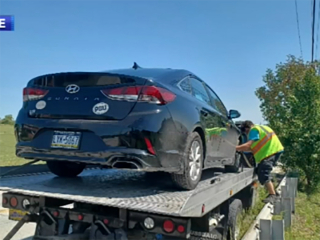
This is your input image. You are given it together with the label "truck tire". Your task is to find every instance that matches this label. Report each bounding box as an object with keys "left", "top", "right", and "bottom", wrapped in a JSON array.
[
  {"left": 47, "top": 161, "right": 86, "bottom": 177},
  {"left": 227, "top": 199, "right": 243, "bottom": 240},
  {"left": 171, "top": 132, "right": 203, "bottom": 190},
  {"left": 241, "top": 185, "right": 258, "bottom": 210},
  {"left": 225, "top": 152, "right": 241, "bottom": 173}
]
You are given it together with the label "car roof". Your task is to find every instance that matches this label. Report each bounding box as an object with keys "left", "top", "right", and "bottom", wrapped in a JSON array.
[{"left": 105, "top": 68, "right": 192, "bottom": 82}]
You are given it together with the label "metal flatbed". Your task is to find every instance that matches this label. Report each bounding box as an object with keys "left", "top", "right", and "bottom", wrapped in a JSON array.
[{"left": 0, "top": 167, "right": 255, "bottom": 218}]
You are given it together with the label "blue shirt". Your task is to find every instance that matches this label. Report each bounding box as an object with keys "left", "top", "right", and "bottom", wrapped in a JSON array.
[{"left": 248, "top": 129, "right": 260, "bottom": 142}]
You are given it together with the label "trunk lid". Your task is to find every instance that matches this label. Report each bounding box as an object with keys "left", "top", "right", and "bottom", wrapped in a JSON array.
[{"left": 25, "top": 72, "right": 147, "bottom": 120}]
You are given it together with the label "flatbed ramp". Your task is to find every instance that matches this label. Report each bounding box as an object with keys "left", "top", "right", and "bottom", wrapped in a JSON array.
[{"left": 0, "top": 168, "right": 255, "bottom": 217}]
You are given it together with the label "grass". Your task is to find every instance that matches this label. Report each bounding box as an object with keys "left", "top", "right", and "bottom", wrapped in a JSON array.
[
  {"left": 0, "top": 124, "right": 44, "bottom": 166},
  {"left": 239, "top": 171, "right": 320, "bottom": 240},
  {"left": 275, "top": 188, "right": 320, "bottom": 240},
  {"left": 239, "top": 185, "right": 268, "bottom": 238},
  {"left": 239, "top": 174, "right": 281, "bottom": 239}
]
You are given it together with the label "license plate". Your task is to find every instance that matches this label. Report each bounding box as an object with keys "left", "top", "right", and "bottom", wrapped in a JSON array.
[
  {"left": 51, "top": 131, "right": 81, "bottom": 149},
  {"left": 9, "top": 209, "right": 28, "bottom": 221}
]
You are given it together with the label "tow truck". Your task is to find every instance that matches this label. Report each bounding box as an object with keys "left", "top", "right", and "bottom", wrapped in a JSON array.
[{"left": 1, "top": 161, "right": 257, "bottom": 240}]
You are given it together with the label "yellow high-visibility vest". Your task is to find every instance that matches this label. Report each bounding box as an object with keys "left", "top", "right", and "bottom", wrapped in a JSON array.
[{"left": 250, "top": 125, "right": 284, "bottom": 163}]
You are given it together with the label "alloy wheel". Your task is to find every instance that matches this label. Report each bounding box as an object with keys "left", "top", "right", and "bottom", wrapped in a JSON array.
[{"left": 189, "top": 140, "right": 202, "bottom": 181}]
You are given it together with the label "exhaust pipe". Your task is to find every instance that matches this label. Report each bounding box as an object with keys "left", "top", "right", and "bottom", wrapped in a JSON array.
[{"left": 111, "top": 160, "right": 140, "bottom": 170}]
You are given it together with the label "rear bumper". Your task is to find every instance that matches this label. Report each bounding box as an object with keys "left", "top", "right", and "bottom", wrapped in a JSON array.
[
  {"left": 16, "top": 145, "right": 180, "bottom": 172},
  {"left": 14, "top": 105, "right": 185, "bottom": 173}
]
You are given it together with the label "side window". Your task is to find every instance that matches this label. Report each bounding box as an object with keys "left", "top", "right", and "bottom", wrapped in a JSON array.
[
  {"left": 206, "top": 86, "right": 228, "bottom": 116},
  {"left": 189, "top": 77, "right": 211, "bottom": 105},
  {"left": 178, "top": 78, "right": 192, "bottom": 94}
]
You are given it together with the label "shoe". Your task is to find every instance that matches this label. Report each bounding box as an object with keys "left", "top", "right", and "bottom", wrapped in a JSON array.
[{"left": 262, "top": 194, "right": 277, "bottom": 204}]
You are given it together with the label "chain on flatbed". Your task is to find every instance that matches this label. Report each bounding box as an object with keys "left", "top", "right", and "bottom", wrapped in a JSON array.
[{"left": 0, "top": 168, "right": 255, "bottom": 217}]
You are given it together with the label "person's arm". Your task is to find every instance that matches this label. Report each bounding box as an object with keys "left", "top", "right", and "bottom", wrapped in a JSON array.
[
  {"left": 236, "top": 129, "right": 260, "bottom": 152},
  {"left": 236, "top": 141, "right": 254, "bottom": 151}
]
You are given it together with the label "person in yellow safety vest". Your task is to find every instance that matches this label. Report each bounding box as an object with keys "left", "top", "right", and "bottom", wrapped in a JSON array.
[{"left": 236, "top": 120, "right": 284, "bottom": 204}]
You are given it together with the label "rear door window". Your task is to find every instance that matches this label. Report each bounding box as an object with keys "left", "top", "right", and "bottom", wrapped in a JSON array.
[
  {"left": 178, "top": 78, "right": 192, "bottom": 94},
  {"left": 189, "top": 77, "right": 211, "bottom": 106},
  {"left": 205, "top": 85, "right": 228, "bottom": 117}
]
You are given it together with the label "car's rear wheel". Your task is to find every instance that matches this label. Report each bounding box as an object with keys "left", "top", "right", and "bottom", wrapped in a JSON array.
[
  {"left": 47, "top": 161, "right": 86, "bottom": 177},
  {"left": 171, "top": 132, "right": 203, "bottom": 190}
]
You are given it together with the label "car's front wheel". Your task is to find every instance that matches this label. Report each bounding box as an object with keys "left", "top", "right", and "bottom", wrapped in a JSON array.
[
  {"left": 47, "top": 161, "right": 86, "bottom": 177},
  {"left": 171, "top": 132, "right": 203, "bottom": 190}
]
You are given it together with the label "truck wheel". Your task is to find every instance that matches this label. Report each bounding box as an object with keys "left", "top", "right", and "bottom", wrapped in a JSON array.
[
  {"left": 47, "top": 161, "right": 86, "bottom": 177},
  {"left": 225, "top": 152, "right": 241, "bottom": 173},
  {"left": 241, "top": 185, "right": 258, "bottom": 210},
  {"left": 171, "top": 132, "right": 203, "bottom": 190},
  {"left": 227, "top": 199, "right": 243, "bottom": 240}
]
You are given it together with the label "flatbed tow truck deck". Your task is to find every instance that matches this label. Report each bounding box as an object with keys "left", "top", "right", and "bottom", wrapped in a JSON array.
[{"left": 0, "top": 167, "right": 257, "bottom": 240}]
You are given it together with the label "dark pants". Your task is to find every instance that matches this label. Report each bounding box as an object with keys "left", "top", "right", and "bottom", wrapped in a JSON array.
[{"left": 257, "top": 152, "right": 283, "bottom": 185}]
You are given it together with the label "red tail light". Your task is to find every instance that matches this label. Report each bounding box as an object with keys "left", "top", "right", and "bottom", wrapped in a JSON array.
[
  {"left": 163, "top": 220, "right": 175, "bottom": 233},
  {"left": 23, "top": 88, "right": 49, "bottom": 102},
  {"left": 101, "top": 86, "right": 176, "bottom": 105},
  {"left": 53, "top": 210, "right": 59, "bottom": 217},
  {"left": 103, "top": 219, "right": 109, "bottom": 225},
  {"left": 10, "top": 197, "right": 18, "bottom": 208},
  {"left": 177, "top": 225, "right": 185, "bottom": 233},
  {"left": 2, "top": 197, "right": 8, "bottom": 205}
]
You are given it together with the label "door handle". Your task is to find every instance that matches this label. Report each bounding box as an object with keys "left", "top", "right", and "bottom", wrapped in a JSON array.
[{"left": 201, "top": 110, "right": 209, "bottom": 117}]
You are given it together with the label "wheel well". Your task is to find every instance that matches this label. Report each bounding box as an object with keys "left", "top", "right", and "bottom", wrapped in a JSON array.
[{"left": 193, "top": 127, "right": 206, "bottom": 166}]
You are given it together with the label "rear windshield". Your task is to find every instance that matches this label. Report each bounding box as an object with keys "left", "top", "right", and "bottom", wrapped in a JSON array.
[{"left": 31, "top": 73, "right": 136, "bottom": 87}]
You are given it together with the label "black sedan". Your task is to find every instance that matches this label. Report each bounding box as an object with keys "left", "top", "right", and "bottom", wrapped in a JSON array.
[{"left": 15, "top": 64, "right": 242, "bottom": 190}]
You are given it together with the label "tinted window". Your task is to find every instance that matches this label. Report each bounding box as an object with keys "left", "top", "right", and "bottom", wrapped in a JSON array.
[
  {"left": 190, "top": 78, "right": 211, "bottom": 105},
  {"left": 179, "top": 78, "right": 192, "bottom": 94},
  {"left": 206, "top": 86, "right": 228, "bottom": 116},
  {"left": 32, "top": 73, "right": 135, "bottom": 87}
]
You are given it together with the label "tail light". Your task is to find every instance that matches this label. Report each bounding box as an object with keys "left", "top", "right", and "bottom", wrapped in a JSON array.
[
  {"left": 10, "top": 197, "right": 18, "bottom": 208},
  {"left": 23, "top": 88, "right": 49, "bottom": 102},
  {"left": 163, "top": 220, "right": 175, "bottom": 233},
  {"left": 53, "top": 210, "right": 59, "bottom": 217},
  {"left": 101, "top": 86, "right": 176, "bottom": 105},
  {"left": 2, "top": 197, "right": 8, "bottom": 205},
  {"left": 177, "top": 225, "right": 185, "bottom": 233},
  {"left": 103, "top": 219, "right": 109, "bottom": 225}
]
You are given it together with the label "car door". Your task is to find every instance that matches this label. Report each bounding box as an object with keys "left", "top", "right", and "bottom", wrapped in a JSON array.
[
  {"left": 205, "top": 85, "right": 238, "bottom": 164},
  {"left": 188, "top": 77, "right": 224, "bottom": 167}
]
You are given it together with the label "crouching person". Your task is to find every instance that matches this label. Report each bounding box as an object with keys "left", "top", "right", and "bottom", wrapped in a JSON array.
[{"left": 236, "top": 121, "right": 284, "bottom": 203}]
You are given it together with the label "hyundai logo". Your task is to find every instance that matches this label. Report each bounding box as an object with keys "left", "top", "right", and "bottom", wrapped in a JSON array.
[{"left": 65, "top": 84, "right": 80, "bottom": 94}]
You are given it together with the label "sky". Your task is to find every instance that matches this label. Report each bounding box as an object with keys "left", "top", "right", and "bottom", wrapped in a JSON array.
[{"left": 0, "top": 0, "right": 318, "bottom": 124}]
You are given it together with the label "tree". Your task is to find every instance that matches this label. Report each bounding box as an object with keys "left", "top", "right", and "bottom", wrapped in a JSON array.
[
  {"left": 256, "top": 55, "right": 320, "bottom": 189},
  {"left": 0, "top": 114, "right": 15, "bottom": 125}
]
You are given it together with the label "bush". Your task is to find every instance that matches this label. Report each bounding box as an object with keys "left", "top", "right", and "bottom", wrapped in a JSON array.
[
  {"left": 256, "top": 56, "right": 320, "bottom": 190},
  {"left": 0, "top": 115, "right": 15, "bottom": 125}
]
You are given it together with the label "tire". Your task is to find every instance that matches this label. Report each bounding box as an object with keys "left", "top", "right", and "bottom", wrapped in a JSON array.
[
  {"left": 171, "top": 132, "right": 204, "bottom": 190},
  {"left": 227, "top": 199, "right": 243, "bottom": 240},
  {"left": 47, "top": 161, "right": 86, "bottom": 177},
  {"left": 225, "top": 152, "right": 241, "bottom": 173},
  {"left": 239, "top": 185, "right": 258, "bottom": 210}
]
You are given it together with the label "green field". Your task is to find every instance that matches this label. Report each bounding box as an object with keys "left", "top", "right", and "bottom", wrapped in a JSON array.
[
  {"left": 0, "top": 124, "right": 39, "bottom": 166},
  {"left": 284, "top": 190, "right": 320, "bottom": 240}
]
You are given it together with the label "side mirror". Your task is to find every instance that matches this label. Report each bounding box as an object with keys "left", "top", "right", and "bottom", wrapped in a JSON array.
[{"left": 229, "top": 109, "right": 241, "bottom": 119}]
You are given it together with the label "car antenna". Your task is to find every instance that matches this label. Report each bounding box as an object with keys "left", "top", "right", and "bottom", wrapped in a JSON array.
[{"left": 132, "top": 62, "right": 141, "bottom": 70}]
